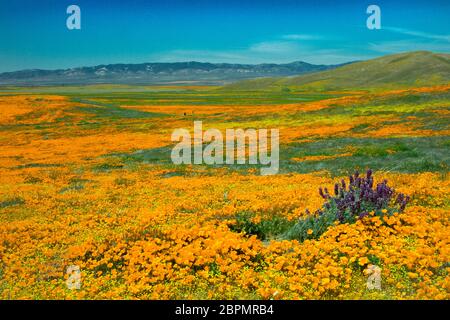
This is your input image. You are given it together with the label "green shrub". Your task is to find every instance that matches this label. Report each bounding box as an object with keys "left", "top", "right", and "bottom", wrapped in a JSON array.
[{"left": 230, "top": 212, "right": 294, "bottom": 240}]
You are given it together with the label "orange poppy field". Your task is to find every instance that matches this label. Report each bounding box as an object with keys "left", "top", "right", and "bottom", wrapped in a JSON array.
[{"left": 0, "top": 84, "right": 449, "bottom": 299}]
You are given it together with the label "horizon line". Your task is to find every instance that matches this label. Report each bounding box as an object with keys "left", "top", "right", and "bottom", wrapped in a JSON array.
[{"left": 0, "top": 50, "right": 441, "bottom": 75}]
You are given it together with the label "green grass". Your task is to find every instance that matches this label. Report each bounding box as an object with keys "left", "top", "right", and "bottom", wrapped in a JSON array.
[
  {"left": 0, "top": 84, "right": 340, "bottom": 106},
  {"left": 98, "top": 135, "right": 448, "bottom": 177},
  {"left": 229, "top": 211, "right": 295, "bottom": 241},
  {"left": 71, "top": 98, "right": 167, "bottom": 119},
  {"left": 0, "top": 197, "right": 25, "bottom": 209},
  {"left": 283, "top": 136, "right": 449, "bottom": 175}
]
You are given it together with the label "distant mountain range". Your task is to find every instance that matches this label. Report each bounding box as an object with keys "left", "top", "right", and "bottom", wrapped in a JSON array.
[
  {"left": 0, "top": 61, "right": 346, "bottom": 86},
  {"left": 2, "top": 51, "right": 448, "bottom": 88},
  {"left": 224, "top": 51, "right": 450, "bottom": 91}
]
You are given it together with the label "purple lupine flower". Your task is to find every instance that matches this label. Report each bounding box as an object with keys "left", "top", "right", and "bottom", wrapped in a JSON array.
[
  {"left": 359, "top": 211, "right": 369, "bottom": 219},
  {"left": 319, "top": 187, "right": 325, "bottom": 199},
  {"left": 305, "top": 169, "right": 409, "bottom": 231}
]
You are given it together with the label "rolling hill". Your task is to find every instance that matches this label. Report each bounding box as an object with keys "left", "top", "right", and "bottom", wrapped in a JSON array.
[{"left": 223, "top": 51, "right": 450, "bottom": 91}]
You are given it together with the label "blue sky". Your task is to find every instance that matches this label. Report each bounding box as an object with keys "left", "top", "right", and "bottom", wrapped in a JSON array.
[{"left": 0, "top": 0, "right": 449, "bottom": 72}]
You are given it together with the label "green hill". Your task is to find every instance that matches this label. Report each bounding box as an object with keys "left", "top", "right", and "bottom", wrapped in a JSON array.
[{"left": 223, "top": 51, "right": 450, "bottom": 91}]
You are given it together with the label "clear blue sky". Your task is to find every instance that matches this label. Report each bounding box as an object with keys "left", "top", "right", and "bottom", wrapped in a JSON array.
[{"left": 0, "top": 0, "right": 449, "bottom": 72}]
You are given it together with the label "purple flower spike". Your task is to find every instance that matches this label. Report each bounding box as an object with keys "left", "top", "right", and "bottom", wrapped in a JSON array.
[{"left": 319, "top": 187, "right": 325, "bottom": 199}]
